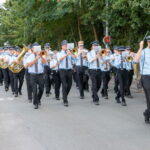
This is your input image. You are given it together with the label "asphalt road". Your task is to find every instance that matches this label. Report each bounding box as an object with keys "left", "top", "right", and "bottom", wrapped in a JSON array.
[{"left": 0, "top": 79, "right": 150, "bottom": 150}]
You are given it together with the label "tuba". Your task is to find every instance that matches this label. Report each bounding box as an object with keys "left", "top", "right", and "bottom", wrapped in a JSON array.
[{"left": 8, "top": 47, "right": 28, "bottom": 73}]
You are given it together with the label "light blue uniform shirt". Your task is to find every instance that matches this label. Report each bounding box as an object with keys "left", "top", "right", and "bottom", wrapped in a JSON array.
[
  {"left": 50, "top": 59, "right": 59, "bottom": 71},
  {"left": 87, "top": 50, "right": 101, "bottom": 70},
  {"left": 111, "top": 54, "right": 126, "bottom": 69},
  {"left": 57, "top": 50, "right": 74, "bottom": 70},
  {"left": 26, "top": 53, "right": 44, "bottom": 74},
  {"left": 75, "top": 49, "right": 88, "bottom": 67},
  {"left": 100, "top": 55, "right": 111, "bottom": 71},
  {"left": 140, "top": 47, "right": 150, "bottom": 75},
  {"left": 23, "top": 52, "right": 32, "bottom": 66}
]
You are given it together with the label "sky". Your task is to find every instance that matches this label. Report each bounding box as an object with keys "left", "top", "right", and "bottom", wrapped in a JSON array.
[{"left": 0, "top": 0, "right": 6, "bottom": 5}]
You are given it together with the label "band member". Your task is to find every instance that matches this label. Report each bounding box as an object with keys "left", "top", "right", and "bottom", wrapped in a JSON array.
[
  {"left": 10, "top": 47, "right": 25, "bottom": 97},
  {"left": 75, "top": 41, "right": 88, "bottom": 99},
  {"left": 87, "top": 40, "right": 102, "bottom": 105},
  {"left": 8, "top": 47, "right": 15, "bottom": 95},
  {"left": 124, "top": 46, "right": 134, "bottom": 98},
  {"left": 100, "top": 49, "right": 111, "bottom": 99},
  {"left": 0, "top": 47, "right": 4, "bottom": 86},
  {"left": 134, "top": 36, "right": 150, "bottom": 123},
  {"left": 111, "top": 46, "right": 127, "bottom": 106},
  {"left": 50, "top": 50, "right": 61, "bottom": 100},
  {"left": 26, "top": 43, "right": 47, "bottom": 109},
  {"left": 57, "top": 40, "right": 75, "bottom": 107},
  {"left": 23, "top": 45, "right": 33, "bottom": 103},
  {"left": 111, "top": 46, "right": 120, "bottom": 94},
  {"left": 0, "top": 47, "right": 10, "bottom": 91},
  {"left": 44, "top": 43, "right": 52, "bottom": 97}
]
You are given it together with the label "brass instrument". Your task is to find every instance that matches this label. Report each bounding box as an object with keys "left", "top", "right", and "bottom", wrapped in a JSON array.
[
  {"left": 8, "top": 47, "right": 28, "bottom": 73},
  {"left": 39, "top": 50, "right": 47, "bottom": 57},
  {"left": 70, "top": 47, "right": 78, "bottom": 54},
  {"left": 0, "top": 58, "right": 9, "bottom": 69},
  {"left": 99, "top": 49, "right": 107, "bottom": 57},
  {"left": 126, "top": 56, "right": 133, "bottom": 62}
]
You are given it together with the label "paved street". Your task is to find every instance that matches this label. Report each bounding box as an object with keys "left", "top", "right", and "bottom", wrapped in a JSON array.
[{"left": 0, "top": 80, "right": 150, "bottom": 150}]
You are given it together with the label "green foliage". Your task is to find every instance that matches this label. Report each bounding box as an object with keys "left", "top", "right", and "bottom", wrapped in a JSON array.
[{"left": 0, "top": 0, "right": 149, "bottom": 51}]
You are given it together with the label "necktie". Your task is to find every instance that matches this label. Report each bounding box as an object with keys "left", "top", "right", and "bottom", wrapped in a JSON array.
[
  {"left": 121, "top": 55, "right": 123, "bottom": 70},
  {"left": 35, "top": 54, "right": 38, "bottom": 73},
  {"left": 96, "top": 52, "right": 100, "bottom": 68},
  {"left": 80, "top": 53, "right": 83, "bottom": 67},
  {"left": 66, "top": 52, "right": 68, "bottom": 69}
]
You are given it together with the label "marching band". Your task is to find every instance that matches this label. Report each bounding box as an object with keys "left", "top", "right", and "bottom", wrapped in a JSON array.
[{"left": 0, "top": 36, "right": 150, "bottom": 123}]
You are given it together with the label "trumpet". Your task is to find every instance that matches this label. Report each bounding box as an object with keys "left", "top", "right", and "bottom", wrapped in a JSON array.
[
  {"left": 39, "top": 50, "right": 47, "bottom": 57},
  {"left": 70, "top": 47, "right": 78, "bottom": 54},
  {"left": 126, "top": 56, "right": 133, "bottom": 62},
  {"left": 99, "top": 49, "right": 107, "bottom": 57}
]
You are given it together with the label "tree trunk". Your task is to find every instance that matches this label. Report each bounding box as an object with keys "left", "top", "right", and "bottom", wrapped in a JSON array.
[
  {"left": 77, "top": 16, "right": 83, "bottom": 41},
  {"left": 92, "top": 23, "right": 98, "bottom": 40}
]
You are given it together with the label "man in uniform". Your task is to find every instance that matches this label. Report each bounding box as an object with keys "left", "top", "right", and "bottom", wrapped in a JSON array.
[
  {"left": 26, "top": 43, "right": 47, "bottom": 109},
  {"left": 57, "top": 40, "right": 75, "bottom": 107},
  {"left": 134, "top": 36, "right": 150, "bottom": 123},
  {"left": 75, "top": 41, "right": 88, "bottom": 99},
  {"left": 87, "top": 40, "right": 102, "bottom": 105}
]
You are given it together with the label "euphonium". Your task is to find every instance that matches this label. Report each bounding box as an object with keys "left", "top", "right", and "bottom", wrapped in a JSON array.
[{"left": 8, "top": 47, "right": 28, "bottom": 73}]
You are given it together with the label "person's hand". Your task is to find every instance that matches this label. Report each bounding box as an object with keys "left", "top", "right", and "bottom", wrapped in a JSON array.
[
  {"left": 139, "top": 41, "right": 144, "bottom": 50},
  {"left": 67, "top": 50, "right": 71, "bottom": 55}
]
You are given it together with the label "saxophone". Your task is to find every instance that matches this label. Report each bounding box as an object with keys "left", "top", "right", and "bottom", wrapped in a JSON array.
[{"left": 8, "top": 47, "right": 28, "bottom": 73}]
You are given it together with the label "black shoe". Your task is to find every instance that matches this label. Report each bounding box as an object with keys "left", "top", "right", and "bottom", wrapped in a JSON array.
[
  {"left": 14, "top": 94, "right": 18, "bottom": 97},
  {"left": 64, "top": 102, "right": 69, "bottom": 107},
  {"left": 104, "top": 96, "right": 108, "bottom": 99},
  {"left": 34, "top": 104, "right": 38, "bottom": 109},
  {"left": 56, "top": 97, "right": 60, "bottom": 100},
  {"left": 115, "top": 97, "right": 121, "bottom": 103},
  {"left": 80, "top": 96, "right": 84, "bottom": 99},
  {"left": 126, "top": 95, "right": 133, "bottom": 98},
  {"left": 29, "top": 99, "right": 32, "bottom": 103},
  {"left": 46, "top": 93, "right": 49, "bottom": 97},
  {"left": 5, "top": 88, "right": 8, "bottom": 92},
  {"left": 19, "top": 91, "right": 22, "bottom": 95},
  {"left": 94, "top": 101, "right": 100, "bottom": 105},
  {"left": 121, "top": 101, "right": 127, "bottom": 106},
  {"left": 143, "top": 111, "right": 150, "bottom": 124}
]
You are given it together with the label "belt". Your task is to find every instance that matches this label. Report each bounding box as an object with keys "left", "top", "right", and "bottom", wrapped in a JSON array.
[
  {"left": 30, "top": 73, "right": 44, "bottom": 75},
  {"left": 59, "top": 69, "right": 72, "bottom": 71}
]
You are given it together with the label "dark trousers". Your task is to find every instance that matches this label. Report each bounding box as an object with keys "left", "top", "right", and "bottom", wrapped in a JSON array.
[
  {"left": 8, "top": 70, "right": 15, "bottom": 93},
  {"left": 52, "top": 70, "right": 61, "bottom": 98},
  {"left": 30, "top": 74, "right": 45, "bottom": 105},
  {"left": 0, "top": 68, "right": 3, "bottom": 84},
  {"left": 59, "top": 70, "right": 72, "bottom": 102},
  {"left": 44, "top": 66, "right": 52, "bottom": 94},
  {"left": 125, "top": 70, "right": 134, "bottom": 96},
  {"left": 76, "top": 66, "right": 87, "bottom": 97},
  {"left": 112, "top": 67, "right": 119, "bottom": 93},
  {"left": 101, "top": 71, "right": 111, "bottom": 96},
  {"left": 141, "top": 75, "right": 150, "bottom": 111},
  {"left": 116, "top": 69, "right": 127, "bottom": 102},
  {"left": 89, "top": 69, "right": 102, "bottom": 102},
  {"left": 13, "top": 69, "right": 25, "bottom": 95},
  {"left": 2, "top": 68, "right": 10, "bottom": 89},
  {"left": 25, "top": 69, "right": 33, "bottom": 100}
]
